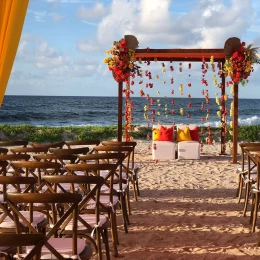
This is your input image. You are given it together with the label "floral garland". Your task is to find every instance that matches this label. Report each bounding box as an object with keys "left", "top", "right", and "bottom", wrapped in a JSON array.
[
  {"left": 104, "top": 38, "right": 139, "bottom": 141},
  {"left": 224, "top": 42, "right": 259, "bottom": 86},
  {"left": 104, "top": 38, "right": 138, "bottom": 83}
]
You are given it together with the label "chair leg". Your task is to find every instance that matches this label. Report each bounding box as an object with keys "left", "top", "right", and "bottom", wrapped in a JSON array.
[
  {"left": 236, "top": 173, "right": 240, "bottom": 197},
  {"left": 250, "top": 194, "right": 255, "bottom": 225},
  {"left": 237, "top": 175, "right": 244, "bottom": 203},
  {"left": 109, "top": 211, "right": 119, "bottom": 256},
  {"left": 242, "top": 183, "right": 250, "bottom": 217},
  {"left": 126, "top": 188, "right": 132, "bottom": 216},
  {"left": 96, "top": 227, "right": 103, "bottom": 260},
  {"left": 102, "top": 229, "right": 110, "bottom": 260},
  {"left": 251, "top": 194, "right": 259, "bottom": 233},
  {"left": 134, "top": 171, "right": 141, "bottom": 196},
  {"left": 120, "top": 193, "right": 129, "bottom": 233},
  {"left": 131, "top": 177, "right": 138, "bottom": 202}
]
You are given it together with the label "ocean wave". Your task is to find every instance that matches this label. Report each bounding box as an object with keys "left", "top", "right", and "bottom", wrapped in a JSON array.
[{"left": 238, "top": 116, "right": 260, "bottom": 125}]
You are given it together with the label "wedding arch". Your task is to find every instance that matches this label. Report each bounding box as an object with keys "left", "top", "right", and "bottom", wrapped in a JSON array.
[{"left": 105, "top": 35, "right": 259, "bottom": 163}]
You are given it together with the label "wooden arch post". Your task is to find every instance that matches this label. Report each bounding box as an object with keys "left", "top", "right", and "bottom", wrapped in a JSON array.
[
  {"left": 118, "top": 81, "right": 123, "bottom": 141},
  {"left": 224, "top": 37, "right": 241, "bottom": 163}
]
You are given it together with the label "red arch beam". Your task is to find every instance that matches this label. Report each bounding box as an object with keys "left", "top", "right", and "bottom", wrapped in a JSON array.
[{"left": 134, "top": 49, "right": 225, "bottom": 62}]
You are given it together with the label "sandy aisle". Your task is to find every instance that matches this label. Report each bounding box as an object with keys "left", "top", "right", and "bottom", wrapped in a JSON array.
[{"left": 110, "top": 140, "right": 260, "bottom": 260}]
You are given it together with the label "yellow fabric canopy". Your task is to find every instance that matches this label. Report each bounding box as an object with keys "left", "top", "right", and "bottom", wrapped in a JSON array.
[{"left": 0, "top": 0, "right": 29, "bottom": 107}]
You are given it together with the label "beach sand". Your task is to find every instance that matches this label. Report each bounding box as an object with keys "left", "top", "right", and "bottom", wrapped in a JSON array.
[{"left": 110, "top": 140, "right": 260, "bottom": 260}]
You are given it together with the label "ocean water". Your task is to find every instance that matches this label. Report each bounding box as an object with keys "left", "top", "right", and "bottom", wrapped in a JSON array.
[{"left": 0, "top": 95, "right": 259, "bottom": 127}]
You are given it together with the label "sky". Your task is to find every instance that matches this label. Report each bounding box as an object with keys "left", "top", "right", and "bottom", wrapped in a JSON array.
[{"left": 6, "top": 0, "right": 260, "bottom": 99}]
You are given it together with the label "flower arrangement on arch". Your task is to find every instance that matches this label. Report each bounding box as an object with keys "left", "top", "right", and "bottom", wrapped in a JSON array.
[
  {"left": 224, "top": 42, "right": 259, "bottom": 86},
  {"left": 104, "top": 38, "right": 139, "bottom": 83}
]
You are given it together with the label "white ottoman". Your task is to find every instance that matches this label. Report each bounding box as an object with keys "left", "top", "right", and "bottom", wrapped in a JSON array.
[
  {"left": 152, "top": 141, "right": 175, "bottom": 160},
  {"left": 178, "top": 141, "right": 200, "bottom": 159}
]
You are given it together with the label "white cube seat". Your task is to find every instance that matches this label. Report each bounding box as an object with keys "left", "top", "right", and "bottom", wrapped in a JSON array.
[
  {"left": 152, "top": 141, "right": 175, "bottom": 160},
  {"left": 177, "top": 124, "right": 200, "bottom": 160},
  {"left": 178, "top": 140, "right": 200, "bottom": 159},
  {"left": 152, "top": 124, "right": 175, "bottom": 160}
]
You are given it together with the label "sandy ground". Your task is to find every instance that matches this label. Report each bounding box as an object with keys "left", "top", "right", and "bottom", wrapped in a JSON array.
[{"left": 108, "top": 140, "right": 260, "bottom": 260}]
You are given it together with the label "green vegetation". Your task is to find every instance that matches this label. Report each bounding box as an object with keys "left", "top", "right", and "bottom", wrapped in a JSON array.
[{"left": 0, "top": 124, "right": 259, "bottom": 143}]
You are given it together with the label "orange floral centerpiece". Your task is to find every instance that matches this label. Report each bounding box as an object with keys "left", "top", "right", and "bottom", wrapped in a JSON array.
[
  {"left": 104, "top": 38, "right": 139, "bottom": 83},
  {"left": 224, "top": 42, "right": 259, "bottom": 86}
]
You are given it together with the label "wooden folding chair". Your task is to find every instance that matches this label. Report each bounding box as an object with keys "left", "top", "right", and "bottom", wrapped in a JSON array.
[
  {"left": 6, "top": 192, "right": 93, "bottom": 260},
  {"left": 236, "top": 143, "right": 260, "bottom": 202},
  {"left": 248, "top": 153, "right": 260, "bottom": 233},
  {"left": 64, "top": 159, "right": 124, "bottom": 257},
  {"left": 9, "top": 161, "right": 61, "bottom": 223},
  {"left": 93, "top": 145, "right": 132, "bottom": 219},
  {"left": 0, "top": 175, "right": 48, "bottom": 234},
  {"left": 43, "top": 175, "right": 109, "bottom": 260},
  {"left": 0, "top": 154, "right": 31, "bottom": 176},
  {"left": 101, "top": 141, "right": 140, "bottom": 200},
  {"left": 241, "top": 146, "right": 260, "bottom": 217}
]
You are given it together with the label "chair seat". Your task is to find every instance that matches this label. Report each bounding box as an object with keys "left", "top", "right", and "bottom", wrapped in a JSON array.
[
  {"left": 100, "top": 170, "right": 127, "bottom": 180},
  {"left": 26, "top": 237, "right": 88, "bottom": 258},
  {"left": 65, "top": 214, "right": 108, "bottom": 230},
  {"left": 237, "top": 165, "right": 257, "bottom": 173},
  {"left": 124, "top": 162, "right": 139, "bottom": 172},
  {"left": 242, "top": 173, "right": 257, "bottom": 183},
  {"left": 85, "top": 195, "right": 119, "bottom": 209},
  {"left": 0, "top": 211, "right": 45, "bottom": 229}
]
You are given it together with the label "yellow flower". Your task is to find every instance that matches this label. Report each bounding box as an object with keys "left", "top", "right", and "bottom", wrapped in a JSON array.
[
  {"left": 103, "top": 57, "right": 109, "bottom": 64},
  {"left": 129, "top": 63, "right": 134, "bottom": 69},
  {"left": 105, "top": 50, "right": 110, "bottom": 55}
]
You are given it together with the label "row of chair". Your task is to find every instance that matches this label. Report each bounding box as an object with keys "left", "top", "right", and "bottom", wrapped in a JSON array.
[{"left": 0, "top": 139, "right": 141, "bottom": 259}]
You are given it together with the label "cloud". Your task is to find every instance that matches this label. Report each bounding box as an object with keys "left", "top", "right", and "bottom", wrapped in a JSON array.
[
  {"left": 77, "top": 2, "right": 107, "bottom": 21},
  {"left": 49, "top": 12, "right": 64, "bottom": 22},
  {"left": 77, "top": 39, "right": 99, "bottom": 52},
  {"left": 91, "top": 0, "right": 256, "bottom": 49},
  {"left": 28, "top": 10, "right": 47, "bottom": 22}
]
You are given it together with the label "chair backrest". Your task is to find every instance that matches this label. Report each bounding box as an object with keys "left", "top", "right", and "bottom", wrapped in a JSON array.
[
  {"left": 43, "top": 175, "right": 104, "bottom": 222},
  {"left": 29, "top": 141, "right": 65, "bottom": 149},
  {"left": 0, "top": 233, "right": 45, "bottom": 260},
  {"left": 0, "top": 141, "right": 28, "bottom": 148},
  {"left": 65, "top": 140, "right": 100, "bottom": 148},
  {"left": 5, "top": 192, "right": 82, "bottom": 259},
  {"left": 101, "top": 141, "right": 137, "bottom": 172},
  {"left": 10, "top": 161, "right": 61, "bottom": 189},
  {"left": 93, "top": 145, "right": 132, "bottom": 177},
  {"left": 10, "top": 147, "right": 49, "bottom": 155},
  {"left": 0, "top": 154, "right": 31, "bottom": 176},
  {"left": 0, "top": 176, "right": 37, "bottom": 234},
  {"left": 49, "top": 147, "right": 90, "bottom": 155},
  {"left": 0, "top": 147, "right": 8, "bottom": 154},
  {"left": 33, "top": 153, "right": 77, "bottom": 173}
]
